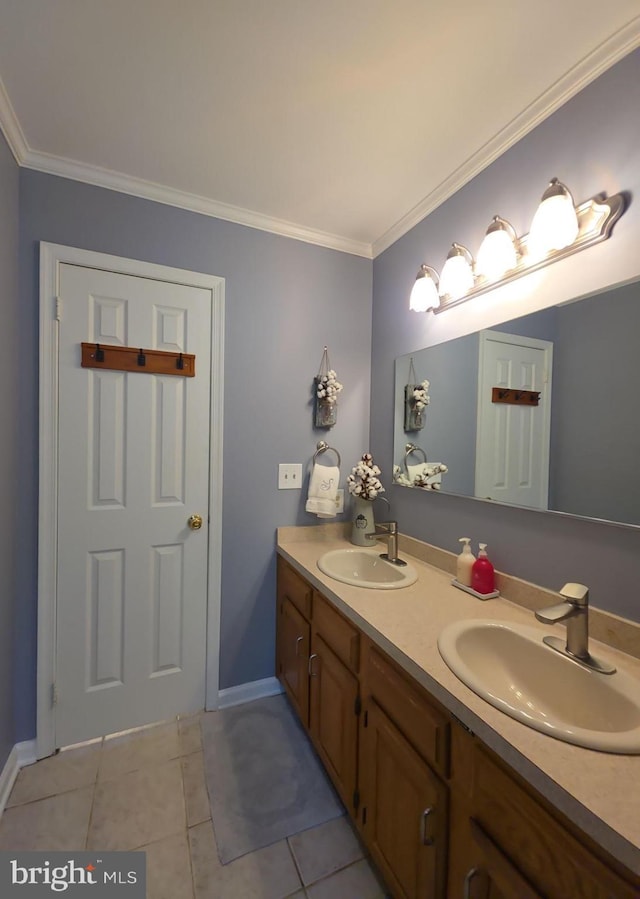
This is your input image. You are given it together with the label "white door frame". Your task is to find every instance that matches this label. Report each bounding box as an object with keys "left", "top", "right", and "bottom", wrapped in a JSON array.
[{"left": 37, "top": 242, "right": 225, "bottom": 759}]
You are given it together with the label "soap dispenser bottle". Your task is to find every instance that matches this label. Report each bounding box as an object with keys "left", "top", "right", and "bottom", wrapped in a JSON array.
[
  {"left": 456, "top": 538, "right": 475, "bottom": 587},
  {"left": 472, "top": 543, "right": 495, "bottom": 595}
]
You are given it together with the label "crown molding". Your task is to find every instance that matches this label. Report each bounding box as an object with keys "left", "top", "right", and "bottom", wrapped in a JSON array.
[
  {"left": 0, "top": 76, "right": 29, "bottom": 164},
  {"left": 372, "top": 15, "right": 640, "bottom": 258},
  {"left": 2, "top": 18, "right": 638, "bottom": 262},
  {"left": 21, "top": 148, "right": 372, "bottom": 258}
]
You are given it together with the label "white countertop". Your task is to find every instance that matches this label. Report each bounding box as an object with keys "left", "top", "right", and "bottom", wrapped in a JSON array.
[{"left": 277, "top": 527, "right": 640, "bottom": 876}]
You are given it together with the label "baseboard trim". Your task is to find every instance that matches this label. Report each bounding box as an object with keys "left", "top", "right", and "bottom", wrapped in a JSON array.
[
  {"left": 0, "top": 740, "right": 37, "bottom": 816},
  {"left": 217, "top": 676, "right": 283, "bottom": 710}
]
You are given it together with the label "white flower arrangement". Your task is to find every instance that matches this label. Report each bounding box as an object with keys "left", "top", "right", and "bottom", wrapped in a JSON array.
[
  {"left": 316, "top": 369, "right": 343, "bottom": 405},
  {"left": 347, "top": 453, "right": 385, "bottom": 500},
  {"left": 412, "top": 379, "right": 431, "bottom": 411}
]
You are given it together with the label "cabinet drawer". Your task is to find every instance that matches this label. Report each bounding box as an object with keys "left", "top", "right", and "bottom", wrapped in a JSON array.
[
  {"left": 278, "top": 557, "right": 312, "bottom": 620},
  {"left": 472, "top": 746, "right": 640, "bottom": 899},
  {"left": 313, "top": 591, "right": 360, "bottom": 673},
  {"left": 366, "top": 645, "right": 450, "bottom": 778}
]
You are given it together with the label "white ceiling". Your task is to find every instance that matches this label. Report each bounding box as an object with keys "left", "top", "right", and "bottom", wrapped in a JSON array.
[{"left": 1, "top": 1, "right": 639, "bottom": 257}]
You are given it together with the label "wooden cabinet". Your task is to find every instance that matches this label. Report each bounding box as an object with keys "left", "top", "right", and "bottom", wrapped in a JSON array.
[
  {"left": 449, "top": 723, "right": 640, "bottom": 899},
  {"left": 359, "top": 640, "right": 449, "bottom": 899},
  {"left": 309, "top": 591, "right": 360, "bottom": 812},
  {"left": 276, "top": 559, "right": 360, "bottom": 812},
  {"left": 309, "top": 631, "right": 359, "bottom": 812},
  {"left": 359, "top": 698, "right": 448, "bottom": 899},
  {"left": 276, "top": 559, "right": 313, "bottom": 725},
  {"left": 276, "top": 554, "right": 640, "bottom": 899},
  {"left": 277, "top": 595, "right": 310, "bottom": 725}
]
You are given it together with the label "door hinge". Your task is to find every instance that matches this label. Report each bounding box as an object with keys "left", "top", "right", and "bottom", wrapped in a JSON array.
[
  {"left": 354, "top": 695, "right": 362, "bottom": 716},
  {"left": 55, "top": 297, "right": 62, "bottom": 321},
  {"left": 353, "top": 789, "right": 360, "bottom": 811},
  {"left": 51, "top": 683, "right": 58, "bottom": 706}
]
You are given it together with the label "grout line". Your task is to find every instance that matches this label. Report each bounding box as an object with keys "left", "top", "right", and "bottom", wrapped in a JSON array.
[
  {"left": 84, "top": 737, "right": 103, "bottom": 851},
  {"left": 284, "top": 835, "right": 306, "bottom": 891}
]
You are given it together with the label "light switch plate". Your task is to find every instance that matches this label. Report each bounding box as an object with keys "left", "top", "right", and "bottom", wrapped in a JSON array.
[{"left": 278, "top": 463, "right": 303, "bottom": 489}]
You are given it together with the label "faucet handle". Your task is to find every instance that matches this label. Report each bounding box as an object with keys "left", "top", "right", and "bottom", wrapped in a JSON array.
[{"left": 559, "top": 583, "right": 589, "bottom": 606}]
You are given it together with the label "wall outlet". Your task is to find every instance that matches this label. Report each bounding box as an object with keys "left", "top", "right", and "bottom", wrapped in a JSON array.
[
  {"left": 278, "top": 463, "right": 303, "bottom": 489},
  {"left": 335, "top": 488, "right": 344, "bottom": 513}
]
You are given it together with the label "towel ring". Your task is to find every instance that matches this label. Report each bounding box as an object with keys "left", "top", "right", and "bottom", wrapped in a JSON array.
[
  {"left": 314, "top": 440, "right": 341, "bottom": 467},
  {"left": 404, "top": 442, "right": 427, "bottom": 476}
]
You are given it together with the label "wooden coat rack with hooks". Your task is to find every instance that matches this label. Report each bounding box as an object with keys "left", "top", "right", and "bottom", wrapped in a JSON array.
[
  {"left": 81, "top": 343, "right": 196, "bottom": 377},
  {"left": 491, "top": 387, "right": 540, "bottom": 406}
]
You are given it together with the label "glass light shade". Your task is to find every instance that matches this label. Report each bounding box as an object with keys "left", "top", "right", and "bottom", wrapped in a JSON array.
[
  {"left": 528, "top": 178, "right": 579, "bottom": 260},
  {"left": 439, "top": 244, "right": 474, "bottom": 299},
  {"left": 409, "top": 265, "right": 439, "bottom": 312},
  {"left": 476, "top": 216, "right": 518, "bottom": 281}
]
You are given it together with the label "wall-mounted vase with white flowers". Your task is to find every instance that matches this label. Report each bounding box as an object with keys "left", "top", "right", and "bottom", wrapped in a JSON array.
[
  {"left": 404, "top": 357, "right": 430, "bottom": 432},
  {"left": 314, "top": 346, "right": 343, "bottom": 428},
  {"left": 347, "top": 453, "right": 384, "bottom": 546}
]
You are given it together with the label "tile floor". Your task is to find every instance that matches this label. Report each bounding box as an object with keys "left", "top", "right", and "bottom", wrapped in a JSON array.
[{"left": 0, "top": 713, "right": 389, "bottom": 898}]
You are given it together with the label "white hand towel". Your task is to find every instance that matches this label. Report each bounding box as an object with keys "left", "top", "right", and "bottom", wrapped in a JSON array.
[{"left": 305, "top": 463, "right": 340, "bottom": 518}]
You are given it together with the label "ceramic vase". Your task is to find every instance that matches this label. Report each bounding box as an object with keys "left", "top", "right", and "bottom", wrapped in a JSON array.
[{"left": 351, "top": 496, "right": 376, "bottom": 546}]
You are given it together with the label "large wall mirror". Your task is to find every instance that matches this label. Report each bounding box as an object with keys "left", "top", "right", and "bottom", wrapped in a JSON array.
[{"left": 393, "top": 279, "right": 640, "bottom": 528}]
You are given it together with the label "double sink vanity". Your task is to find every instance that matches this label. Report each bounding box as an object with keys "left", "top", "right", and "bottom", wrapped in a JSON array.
[{"left": 276, "top": 524, "right": 640, "bottom": 898}]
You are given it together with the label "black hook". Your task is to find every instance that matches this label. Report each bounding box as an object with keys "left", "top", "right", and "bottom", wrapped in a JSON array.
[
  {"left": 137, "top": 348, "right": 146, "bottom": 366},
  {"left": 176, "top": 352, "right": 184, "bottom": 370},
  {"left": 95, "top": 343, "right": 105, "bottom": 362}
]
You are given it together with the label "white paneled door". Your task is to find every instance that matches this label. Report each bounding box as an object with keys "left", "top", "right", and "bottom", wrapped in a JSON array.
[
  {"left": 55, "top": 264, "right": 212, "bottom": 747},
  {"left": 475, "top": 330, "right": 553, "bottom": 511}
]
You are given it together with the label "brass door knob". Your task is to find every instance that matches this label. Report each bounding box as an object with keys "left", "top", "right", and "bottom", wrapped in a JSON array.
[{"left": 188, "top": 514, "right": 203, "bottom": 530}]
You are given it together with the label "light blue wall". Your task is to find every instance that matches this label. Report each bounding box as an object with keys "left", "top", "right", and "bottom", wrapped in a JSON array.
[
  {"left": 0, "top": 130, "right": 19, "bottom": 767},
  {"left": 371, "top": 49, "right": 640, "bottom": 622},
  {"left": 17, "top": 173, "right": 372, "bottom": 741}
]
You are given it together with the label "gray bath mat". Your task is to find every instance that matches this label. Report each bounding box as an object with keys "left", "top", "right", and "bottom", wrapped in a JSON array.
[{"left": 201, "top": 693, "right": 344, "bottom": 864}]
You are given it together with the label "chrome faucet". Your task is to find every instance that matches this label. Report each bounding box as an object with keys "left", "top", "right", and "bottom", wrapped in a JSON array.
[
  {"left": 535, "top": 583, "right": 615, "bottom": 674},
  {"left": 370, "top": 497, "right": 407, "bottom": 566}
]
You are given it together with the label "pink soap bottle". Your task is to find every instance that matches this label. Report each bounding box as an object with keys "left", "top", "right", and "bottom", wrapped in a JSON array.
[{"left": 471, "top": 543, "right": 495, "bottom": 594}]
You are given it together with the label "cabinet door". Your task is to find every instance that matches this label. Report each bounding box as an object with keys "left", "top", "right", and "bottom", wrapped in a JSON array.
[
  {"left": 360, "top": 699, "right": 447, "bottom": 899},
  {"left": 470, "top": 745, "right": 640, "bottom": 899},
  {"left": 459, "top": 818, "right": 543, "bottom": 899},
  {"left": 277, "top": 596, "right": 310, "bottom": 726},
  {"left": 309, "top": 633, "right": 359, "bottom": 812}
]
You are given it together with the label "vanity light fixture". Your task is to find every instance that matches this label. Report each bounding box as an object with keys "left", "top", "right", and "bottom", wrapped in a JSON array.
[
  {"left": 528, "top": 178, "right": 579, "bottom": 259},
  {"left": 438, "top": 243, "right": 474, "bottom": 301},
  {"left": 409, "top": 264, "right": 440, "bottom": 312},
  {"left": 475, "top": 216, "right": 518, "bottom": 282},
  {"left": 410, "top": 178, "right": 626, "bottom": 314}
]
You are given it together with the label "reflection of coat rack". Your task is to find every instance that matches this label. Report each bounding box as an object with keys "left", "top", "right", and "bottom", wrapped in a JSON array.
[
  {"left": 491, "top": 387, "right": 540, "bottom": 406},
  {"left": 81, "top": 343, "right": 196, "bottom": 377}
]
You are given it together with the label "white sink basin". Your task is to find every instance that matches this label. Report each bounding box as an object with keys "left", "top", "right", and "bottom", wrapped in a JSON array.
[
  {"left": 317, "top": 548, "right": 418, "bottom": 590},
  {"left": 438, "top": 619, "right": 640, "bottom": 753}
]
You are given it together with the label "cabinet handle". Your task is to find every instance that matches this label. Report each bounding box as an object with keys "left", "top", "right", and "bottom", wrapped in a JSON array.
[
  {"left": 463, "top": 867, "right": 488, "bottom": 899},
  {"left": 295, "top": 635, "right": 304, "bottom": 657},
  {"left": 420, "top": 806, "right": 435, "bottom": 845},
  {"left": 463, "top": 867, "right": 478, "bottom": 899},
  {"left": 308, "top": 653, "right": 319, "bottom": 676}
]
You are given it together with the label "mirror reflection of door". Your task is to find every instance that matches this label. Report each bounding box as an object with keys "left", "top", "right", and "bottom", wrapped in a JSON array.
[{"left": 475, "top": 330, "right": 553, "bottom": 510}]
